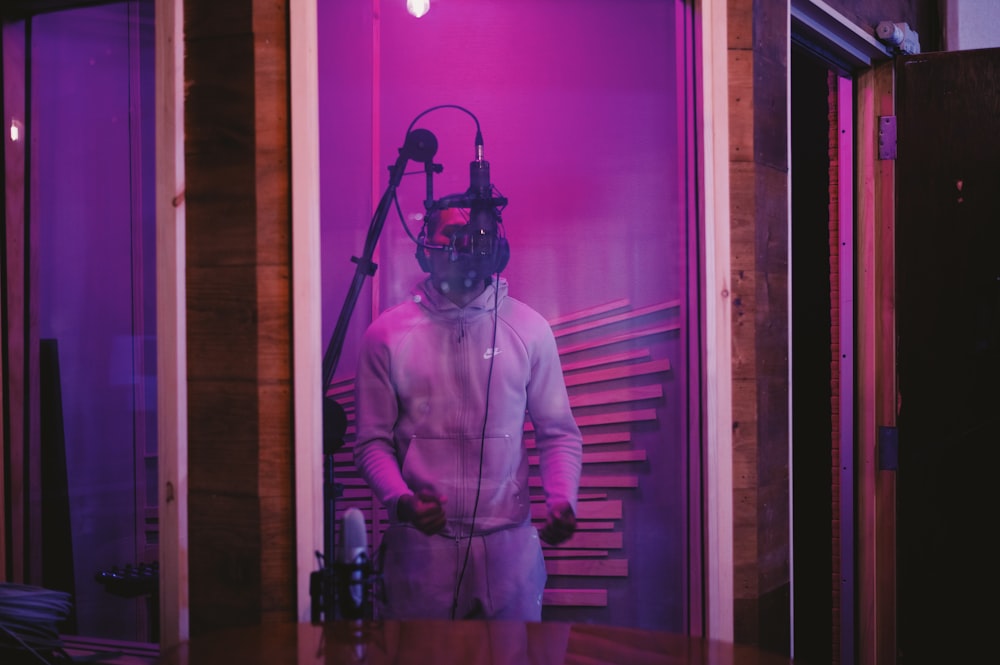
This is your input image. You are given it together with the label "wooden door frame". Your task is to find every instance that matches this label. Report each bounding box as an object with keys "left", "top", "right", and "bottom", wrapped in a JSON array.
[
  {"left": 155, "top": 0, "right": 187, "bottom": 648},
  {"left": 154, "top": 0, "right": 323, "bottom": 648},
  {"left": 288, "top": 0, "right": 324, "bottom": 629},
  {"left": 697, "top": 0, "right": 734, "bottom": 643},
  {"left": 791, "top": 3, "right": 895, "bottom": 664},
  {"left": 855, "top": 59, "right": 897, "bottom": 665}
]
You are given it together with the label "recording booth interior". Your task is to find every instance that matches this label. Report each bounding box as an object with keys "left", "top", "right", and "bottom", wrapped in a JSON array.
[
  {"left": 1, "top": 2, "right": 692, "bottom": 656},
  {"left": 4, "top": 0, "right": 986, "bottom": 664},
  {"left": 317, "top": 2, "right": 693, "bottom": 635}
]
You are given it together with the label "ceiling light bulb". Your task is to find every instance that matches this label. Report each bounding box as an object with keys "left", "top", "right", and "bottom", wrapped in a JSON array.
[{"left": 407, "top": 0, "right": 429, "bottom": 18}]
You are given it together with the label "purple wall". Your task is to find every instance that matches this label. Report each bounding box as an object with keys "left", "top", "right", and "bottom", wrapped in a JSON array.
[{"left": 320, "top": 0, "right": 692, "bottom": 630}]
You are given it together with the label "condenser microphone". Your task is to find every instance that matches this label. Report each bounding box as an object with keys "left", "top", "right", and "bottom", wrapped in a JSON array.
[
  {"left": 428, "top": 130, "right": 505, "bottom": 213},
  {"left": 336, "top": 507, "right": 370, "bottom": 620},
  {"left": 419, "top": 126, "right": 510, "bottom": 278},
  {"left": 466, "top": 131, "right": 509, "bottom": 276},
  {"left": 469, "top": 130, "right": 490, "bottom": 198}
]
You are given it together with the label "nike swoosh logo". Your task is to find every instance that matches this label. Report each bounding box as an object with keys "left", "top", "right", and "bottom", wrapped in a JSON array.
[{"left": 483, "top": 347, "right": 502, "bottom": 360}]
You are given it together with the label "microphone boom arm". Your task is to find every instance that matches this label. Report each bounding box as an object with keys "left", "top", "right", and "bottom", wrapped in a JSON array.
[
  {"left": 323, "top": 127, "right": 438, "bottom": 387},
  {"left": 322, "top": 183, "right": 395, "bottom": 390},
  {"left": 313, "top": 151, "right": 409, "bottom": 624}
]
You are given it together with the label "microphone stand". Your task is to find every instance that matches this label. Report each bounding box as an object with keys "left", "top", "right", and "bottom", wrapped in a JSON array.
[{"left": 311, "top": 135, "right": 440, "bottom": 623}]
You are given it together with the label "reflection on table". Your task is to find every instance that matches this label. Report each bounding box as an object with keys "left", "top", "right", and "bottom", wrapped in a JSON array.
[{"left": 157, "top": 620, "right": 795, "bottom": 665}]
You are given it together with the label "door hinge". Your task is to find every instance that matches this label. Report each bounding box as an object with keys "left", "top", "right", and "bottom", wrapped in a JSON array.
[
  {"left": 878, "top": 425, "right": 898, "bottom": 470},
  {"left": 878, "top": 116, "right": 897, "bottom": 160}
]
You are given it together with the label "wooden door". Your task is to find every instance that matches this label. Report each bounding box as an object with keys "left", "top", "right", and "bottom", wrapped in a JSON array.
[{"left": 895, "top": 47, "right": 1000, "bottom": 665}]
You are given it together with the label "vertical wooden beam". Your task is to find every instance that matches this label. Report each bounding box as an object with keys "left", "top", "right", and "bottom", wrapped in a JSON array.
[
  {"left": 251, "top": 0, "right": 295, "bottom": 629},
  {"left": 290, "top": 0, "right": 323, "bottom": 623},
  {"left": 183, "top": 0, "right": 295, "bottom": 634},
  {"left": 871, "top": 59, "right": 897, "bottom": 665},
  {"left": 156, "top": 0, "right": 189, "bottom": 648},
  {"left": 727, "top": 0, "right": 791, "bottom": 653},
  {"left": 698, "top": 0, "right": 734, "bottom": 643},
  {"left": 873, "top": 63, "right": 896, "bottom": 665},
  {"left": 854, "top": 59, "right": 896, "bottom": 665}
]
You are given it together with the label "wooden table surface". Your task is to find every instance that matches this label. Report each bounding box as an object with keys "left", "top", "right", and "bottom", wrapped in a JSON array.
[{"left": 156, "top": 620, "right": 795, "bottom": 665}]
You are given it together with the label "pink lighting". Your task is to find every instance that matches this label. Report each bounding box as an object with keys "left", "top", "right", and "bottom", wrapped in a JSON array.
[
  {"left": 406, "top": 0, "right": 430, "bottom": 18},
  {"left": 318, "top": 0, "right": 691, "bottom": 632}
]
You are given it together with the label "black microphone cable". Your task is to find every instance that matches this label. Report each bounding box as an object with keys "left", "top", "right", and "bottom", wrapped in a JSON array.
[
  {"left": 450, "top": 274, "right": 501, "bottom": 619},
  {"left": 384, "top": 104, "right": 506, "bottom": 619}
]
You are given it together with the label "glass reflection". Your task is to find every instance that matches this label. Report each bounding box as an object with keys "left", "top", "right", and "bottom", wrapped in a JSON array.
[
  {"left": 319, "top": 0, "right": 692, "bottom": 631},
  {"left": 3, "top": 0, "right": 158, "bottom": 643}
]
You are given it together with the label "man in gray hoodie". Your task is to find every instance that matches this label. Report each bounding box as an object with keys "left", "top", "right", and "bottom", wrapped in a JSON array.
[{"left": 354, "top": 205, "right": 583, "bottom": 621}]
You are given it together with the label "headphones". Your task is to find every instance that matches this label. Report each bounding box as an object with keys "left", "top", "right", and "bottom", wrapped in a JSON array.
[{"left": 415, "top": 207, "right": 510, "bottom": 277}]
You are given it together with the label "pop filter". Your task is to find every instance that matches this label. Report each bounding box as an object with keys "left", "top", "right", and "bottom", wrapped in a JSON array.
[{"left": 401, "top": 128, "right": 438, "bottom": 164}]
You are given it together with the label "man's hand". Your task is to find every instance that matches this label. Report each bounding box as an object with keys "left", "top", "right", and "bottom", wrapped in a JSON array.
[
  {"left": 397, "top": 489, "right": 447, "bottom": 535},
  {"left": 539, "top": 501, "right": 576, "bottom": 545}
]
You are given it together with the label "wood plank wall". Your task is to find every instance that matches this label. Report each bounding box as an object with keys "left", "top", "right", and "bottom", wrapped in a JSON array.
[
  {"left": 727, "top": 0, "right": 791, "bottom": 652},
  {"left": 183, "top": 0, "right": 296, "bottom": 635}
]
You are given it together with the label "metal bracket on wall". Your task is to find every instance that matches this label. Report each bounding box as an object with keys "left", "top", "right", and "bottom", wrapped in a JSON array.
[
  {"left": 878, "top": 116, "right": 897, "bottom": 160},
  {"left": 876, "top": 21, "right": 921, "bottom": 56}
]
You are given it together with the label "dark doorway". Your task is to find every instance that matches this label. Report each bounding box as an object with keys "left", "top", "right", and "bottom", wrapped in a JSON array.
[{"left": 791, "top": 45, "right": 836, "bottom": 665}]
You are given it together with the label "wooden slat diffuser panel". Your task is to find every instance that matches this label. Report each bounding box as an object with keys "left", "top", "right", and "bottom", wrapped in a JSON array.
[
  {"left": 543, "top": 589, "right": 608, "bottom": 607},
  {"left": 530, "top": 474, "right": 640, "bottom": 489},
  {"left": 531, "top": 500, "right": 623, "bottom": 520},
  {"left": 546, "top": 559, "right": 628, "bottom": 577}
]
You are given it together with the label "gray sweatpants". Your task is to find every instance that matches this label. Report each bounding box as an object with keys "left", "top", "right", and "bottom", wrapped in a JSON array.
[{"left": 376, "top": 522, "right": 547, "bottom": 620}]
